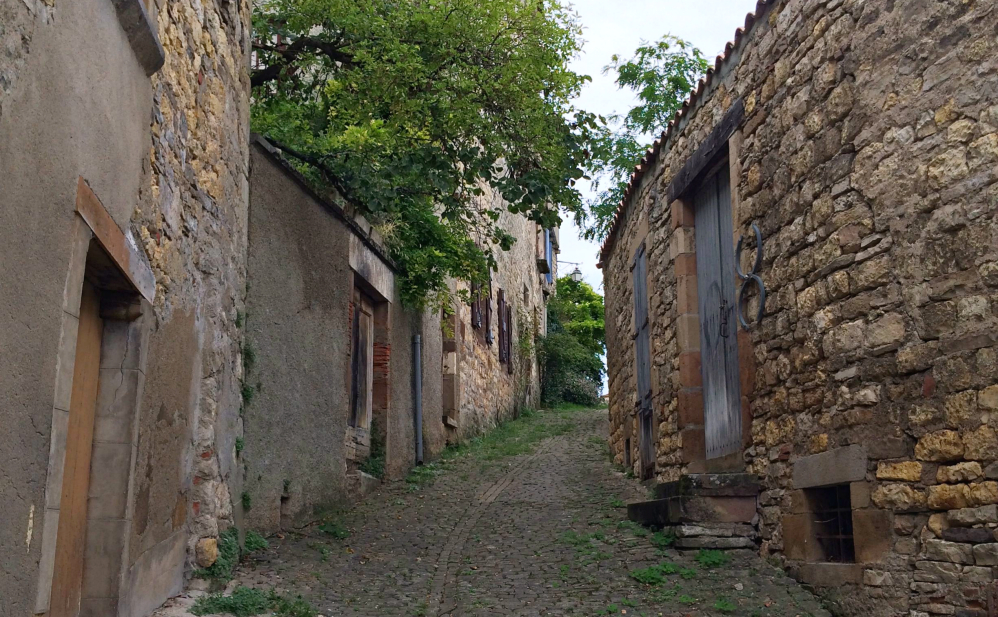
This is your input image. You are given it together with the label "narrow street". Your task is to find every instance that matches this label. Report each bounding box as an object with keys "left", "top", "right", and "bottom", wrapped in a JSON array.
[{"left": 157, "top": 408, "right": 829, "bottom": 617}]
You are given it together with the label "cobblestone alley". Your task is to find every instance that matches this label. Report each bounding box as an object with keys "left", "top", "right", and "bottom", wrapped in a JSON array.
[{"left": 156, "top": 408, "right": 830, "bottom": 617}]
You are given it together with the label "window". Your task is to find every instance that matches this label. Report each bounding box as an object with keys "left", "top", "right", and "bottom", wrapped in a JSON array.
[{"left": 805, "top": 485, "right": 855, "bottom": 563}]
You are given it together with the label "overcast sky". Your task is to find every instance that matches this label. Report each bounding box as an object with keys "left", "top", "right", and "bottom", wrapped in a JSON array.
[{"left": 559, "top": 0, "right": 757, "bottom": 290}]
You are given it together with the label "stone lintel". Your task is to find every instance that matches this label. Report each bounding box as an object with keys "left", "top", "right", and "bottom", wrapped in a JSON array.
[{"left": 792, "top": 445, "right": 868, "bottom": 489}]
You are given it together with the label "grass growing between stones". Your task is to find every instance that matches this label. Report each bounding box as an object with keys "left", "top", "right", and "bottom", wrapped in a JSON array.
[
  {"left": 191, "top": 586, "right": 317, "bottom": 617},
  {"left": 405, "top": 406, "right": 588, "bottom": 489}
]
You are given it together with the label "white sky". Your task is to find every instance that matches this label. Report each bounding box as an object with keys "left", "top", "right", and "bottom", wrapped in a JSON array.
[{"left": 558, "top": 0, "right": 757, "bottom": 290}]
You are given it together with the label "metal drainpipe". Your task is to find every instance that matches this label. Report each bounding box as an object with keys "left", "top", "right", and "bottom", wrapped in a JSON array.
[{"left": 413, "top": 334, "right": 424, "bottom": 465}]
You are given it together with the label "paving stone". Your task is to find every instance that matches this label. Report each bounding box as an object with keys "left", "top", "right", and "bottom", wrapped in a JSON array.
[{"left": 153, "top": 409, "right": 828, "bottom": 617}]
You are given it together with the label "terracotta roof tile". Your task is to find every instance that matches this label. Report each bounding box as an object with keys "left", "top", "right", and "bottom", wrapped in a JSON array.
[{"left": 597, "top": 0, "right": 775, "bottom": 267}]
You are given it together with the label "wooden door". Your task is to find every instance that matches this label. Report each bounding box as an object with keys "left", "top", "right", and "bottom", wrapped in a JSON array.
[
  {"left": 693, "top": 164, "right": 742, "bottom": 460},
  {"left": 632, "top": 243, "right": 654, "bottom": 479},
  {"left": 350, "top": 288, "right": 374, "bottom": 430},
  {"left": 50, "top": 282, "right": 103, "bottom": 617}
]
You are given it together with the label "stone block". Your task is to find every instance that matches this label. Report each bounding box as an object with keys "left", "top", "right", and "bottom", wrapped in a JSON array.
[
  {"left": 674, "top": 536, "right": 756, "bottom": 549},
  {"left": 863, "top": 569, "right": 893, "bottom": 586},
  {"left": 851, "top": 481, "right": 871, "bottom": 509},
  {"left": 792, "top": 444, "right": 867, "bottom": 489},
  {"left": 877, "top": 461, "right": 923, "bottom": 481},
  {"left": 195, "top": 538, "right": 219, "bottom": 567},
  {"left": 948, "top": 505, "right": 998, "bottom": 526},
  {"left": 873, "top": 484, "right": 927, "bottom": 512},
  {"left": 928, "top": 484, "right": 972, "bottom": 510},
  {"left": 938, "top": 462, "right": 984, "bottom": 484},
  {"left": 964, "top": 426, "right": 998, "bottom": 461},
  {"left": 941, "top": 527, "right": 993, "bottom": 544},
  {"left": 783, "top": 514, "right": 822, "bottom": 561},
  {"left": 677, "top": 388, "right": 704, "bottom": 428},
  {"left": 924, "top": 539, "right": 975, "bottom": 564},
  {"left": 915, "top": 431, "right": 965, "bottom": 462},
  {"left": 680, "top": 428, "right": 705, "bottom": 463},
  {"left": 80, "top": 518, "right": 128, "bottom": 599},
  {"left": 973, "top": 544, "right": 998, "bottom": 566},
  {"left": 797, "top": 563, "right": 863, "bottom": 587},
  {"left": 854, "top": 509, "right": 892, "bottom": 563},
  {"left": 914, "top": 560, "right": 963, "bottom": 583},
  {"left": 87, "top": 441, "right": 133, "bottom": 520}
]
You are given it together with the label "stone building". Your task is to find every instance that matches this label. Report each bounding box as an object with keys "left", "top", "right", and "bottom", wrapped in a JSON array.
[
  {"left": 600, "top": 0, "right": 998, "bottom": 614},
  {"left": 0, "top": 0, "right": 251, "bottom": 614},
  {"left": 241, "top": 137, "right": 556, "bottom": 532}
]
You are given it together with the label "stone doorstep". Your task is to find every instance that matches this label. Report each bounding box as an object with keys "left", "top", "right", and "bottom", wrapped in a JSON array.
[
  {"left": 346, "top": 470, "right": 382, "bottom": 499},
  {"left": 653, "top": 473, "right": 762, "bottom": 499},
  {"left": 627, "top": 493, "right": 758, "bottom": 528},
  {"left": 673, "top": 522, "right": 758, "bottom": 538},
  {"left": 674, "top": 536, "right": 758, "bottom": 550}
]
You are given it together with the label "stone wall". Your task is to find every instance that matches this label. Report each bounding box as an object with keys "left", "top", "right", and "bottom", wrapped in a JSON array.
[
  {"left": 601, "top": 0, "right": 998, "bottom": 614},
  {"left": 453, "top": 203, "right": 551, "bottom": 440},
  {"left": 0, "top": 0, "right": 250, "bottom": 611}
]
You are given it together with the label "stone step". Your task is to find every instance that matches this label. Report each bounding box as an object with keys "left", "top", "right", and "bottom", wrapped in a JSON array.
[
  {"left": 627, "top": 493, "right": 758, "bottom": 527},
  {"left": 653, "top": 473, "right": 761, "bottom": 499}
]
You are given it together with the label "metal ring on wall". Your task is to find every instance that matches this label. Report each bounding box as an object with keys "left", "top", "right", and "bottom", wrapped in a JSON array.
[
  {"left": 737, "top": 274, "right": 766, "bottom": 331},
  {"left": 735, "top": 223, "right": 763, "bottom": 281}
]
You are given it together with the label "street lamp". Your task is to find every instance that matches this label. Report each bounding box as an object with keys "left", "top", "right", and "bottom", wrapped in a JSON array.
[{"left": 570, "top": 266, "right": 583, "bottom": 283}]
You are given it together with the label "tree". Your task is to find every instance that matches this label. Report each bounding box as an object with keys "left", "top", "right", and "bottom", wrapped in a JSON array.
[
  {"left": 575, "top": 35, "right": 709, "bottom": 243},
  {"left": 540, "top": 276, "right": 605, "bottom": 406},
  {"left": 547, "top": 277, "right": 604, "bottom": 358},
  {"left": 251, "top": 0, "right": 599, "bottom": 306}
]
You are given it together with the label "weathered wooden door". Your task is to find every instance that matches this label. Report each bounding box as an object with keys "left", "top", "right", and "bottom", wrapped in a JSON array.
[
  {"left": 350, "top": 288, "right": 374, "bottom": 430},
  {"left": 50, "top": 282, "right": 103, "bottom": 617},
  {"left": 694, "top": 164, "right": 742, "bottom": 460},
  {"left": 633, "top": 243, "right": 654, "bottom": 479}
]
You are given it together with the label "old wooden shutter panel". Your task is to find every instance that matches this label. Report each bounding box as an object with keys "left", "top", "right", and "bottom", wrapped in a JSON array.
[
  {"left": 506, "top": 304, "right": 514, "bottom": 374},
  {"left": 633, "top": 243, "right": 654, "bottom": 478},
  {"left": 694, "top": 164, "right": 742, "bottom": 459}
]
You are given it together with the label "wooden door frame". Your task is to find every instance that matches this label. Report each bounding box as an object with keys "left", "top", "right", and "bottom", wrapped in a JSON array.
[
  {"left": 670, "top": 137, "right": 755, "bottom": 473},
  {"left": 36, "top": 182, "right": 154, "bottom": 616}
]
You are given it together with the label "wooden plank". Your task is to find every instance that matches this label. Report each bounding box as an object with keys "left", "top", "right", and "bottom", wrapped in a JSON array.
[
  {"left": 666, "top": 99, "right": 745, "bottom": 204},
  {"left": 75, "top": 178, "right": 155, "bottom": 303},
  {"left": 695, "top": 166, "right": 743, "bottom": 460},
  {"left": 50, "top": 282, "right": 103, "bottom": 617}
]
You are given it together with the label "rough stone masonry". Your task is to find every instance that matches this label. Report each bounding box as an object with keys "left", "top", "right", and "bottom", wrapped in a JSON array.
[{"left": 600, "top": 0, "right": 998, "bottom": 615}]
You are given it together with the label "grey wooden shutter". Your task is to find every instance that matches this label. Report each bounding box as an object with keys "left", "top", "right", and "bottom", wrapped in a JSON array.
[
  {"left": 694, "top": 165, "right": 742, "bottom": 459},
  {"left": 506, "top": 304, "right": 514, "bottom": 374},
  {"left": 633, "top": 243, "right": 654, "bottom": 478}
]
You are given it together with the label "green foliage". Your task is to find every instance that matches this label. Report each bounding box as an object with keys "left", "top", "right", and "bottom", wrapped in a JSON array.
[
  {"left": 714, "top": 597, "right": 738, "bottom": 613},
  {"left": 628, "top": 562, "right": 678, "bottom": 586},
  {"left": 244, "top": 530, "right": 269, "bottom": 553},
  {"left": 575, "top": 35, "right": 709, "bottom": 242},
  {"left": 359, "top": 420, "right": 386, "bottom": 479},
  {"left": 318, "top": 521, "right": 350, "bottom": 540},
  {"left": 242, "top": 492, "right": 252, "bottom": 512},
  {"left": 251, "top": 0, "right": 598, "bottom": 306},
  {"left": 650, "top": 530, "right": 675, "bottom": 549},
  {"left": 195, "top": 528, "right": 241, "bottom": 581},
  {"left": 604, "top": 604, "right": 618, "bottom": 614},
  {"left": 241, "top": 383, "right": 255, "bottom": 407},
  {"left": 547, "top": 278, "right": 606, "bottom": 358},
  {"left": 235, "top": 310, "right": 245, "bottom": 329},
  {"left": 242, "top": 341, "right": 257, "bottom": 374},
  {"left": 539, "top": 332, "right": 602, "bottom": 406},
  {"left": 192, "top": 586, "right": 271, "bottom": 616},
  {"left": 191, "top": 586, "right": 318, "bottom": 617},
  {"left": 235, "top": 437, "right": 245, "bottom": 455},
  {"left": 679, "top": 567, "right": 698, "bottom": 580},
  {"left": 541, "top": 276, "right": 605, "bottom": 406},
  {"left": 695, "top": 549, "right": 730, "bottom": 569},
  {"left": 677, "top": 594, "right": 698, "bottom": 605}
]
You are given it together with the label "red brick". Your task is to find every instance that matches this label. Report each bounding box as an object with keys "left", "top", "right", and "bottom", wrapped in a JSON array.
[{"left": 923, "top": 373, "right": 936, "bottom": 397}]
